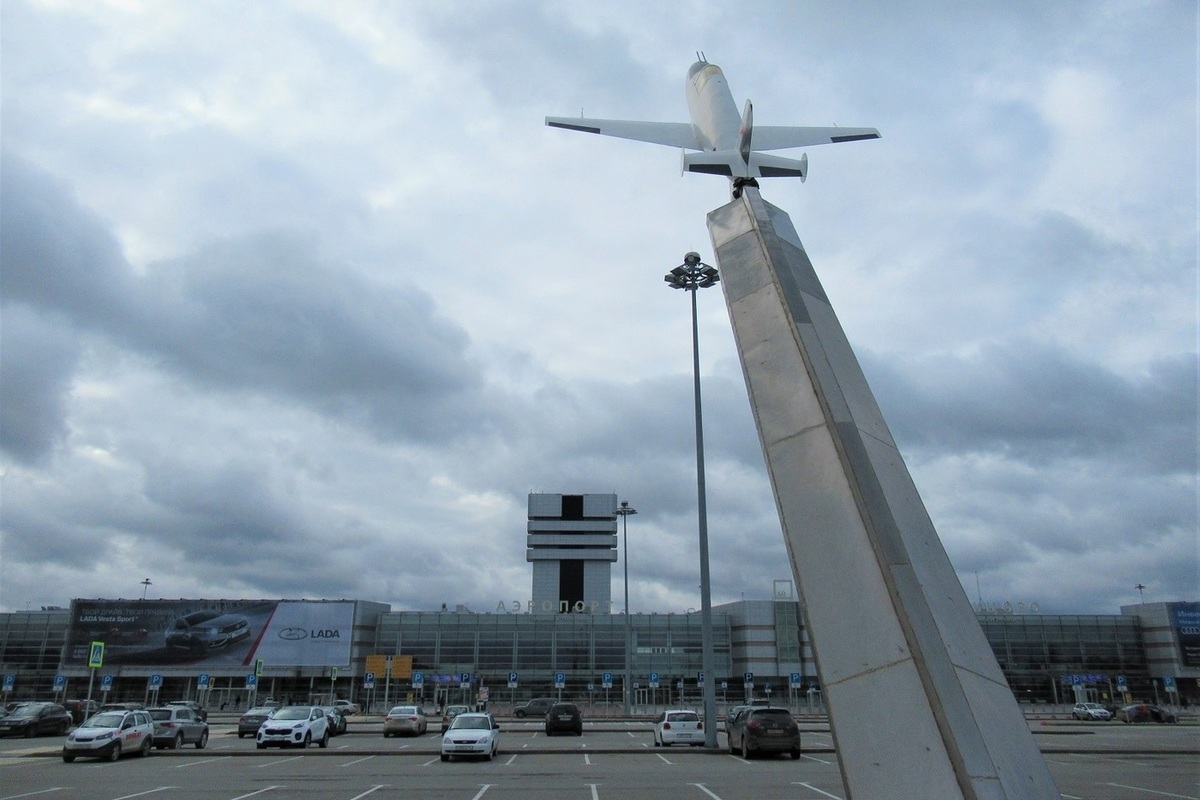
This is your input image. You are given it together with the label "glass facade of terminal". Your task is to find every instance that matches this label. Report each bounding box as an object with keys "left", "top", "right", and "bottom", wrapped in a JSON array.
[
  {"left": 373, "top": 611, "right": 733, "bottom": 699},
  {"left": 979, "top": 614, "right": 1150, "bottom": 703},
  {"left": 0, "top": 603, "right": 1186, "bottom": 707}
]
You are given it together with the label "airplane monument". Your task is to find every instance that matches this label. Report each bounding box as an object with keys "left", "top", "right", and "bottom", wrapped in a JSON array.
[{"left": 548, "top": 58, "right": 1060, "bottom": 799}]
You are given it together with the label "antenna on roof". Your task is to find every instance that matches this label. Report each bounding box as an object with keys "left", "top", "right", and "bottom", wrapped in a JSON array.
[{"left": 696, "top": 50, "right": 706, "bottom": 62}]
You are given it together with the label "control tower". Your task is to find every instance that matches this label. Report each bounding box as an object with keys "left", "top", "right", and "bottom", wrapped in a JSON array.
[{"left": 527, "top": 493, "right": 617, "bottom": 613}]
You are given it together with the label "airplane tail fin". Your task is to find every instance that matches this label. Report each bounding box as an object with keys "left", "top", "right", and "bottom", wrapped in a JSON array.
[{"left": 738, "top": 100, "right": 753, "bottom": 166}]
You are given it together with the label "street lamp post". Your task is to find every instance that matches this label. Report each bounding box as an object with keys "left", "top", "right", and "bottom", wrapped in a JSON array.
[
  {"left": 140, "top": 578, "right": 152, "bottom": 600},
  {"left": 616, "top": 500, "right": 637, "bottom": 717},
  {"left": 664, "top": 251, "right": 720, "bottom": 748}
]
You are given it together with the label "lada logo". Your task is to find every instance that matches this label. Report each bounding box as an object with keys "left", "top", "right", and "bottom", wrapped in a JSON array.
[{"left": 278, "top": 627, "right": 308, "bottom": 641}]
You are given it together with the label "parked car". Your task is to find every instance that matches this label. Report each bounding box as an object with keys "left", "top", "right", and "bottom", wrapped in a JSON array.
[
  {"left": 62, "top": 699, "right": 100, "bottom": 724},
  {"left": 652, "top": 709, "right": 705, "bottom": 747},
  {"left": 0, "top": 702, "right": 72, "bottom": 738},
  {"left": 544, "top": 702, "right": 582, "bottom": 736},
  {"left": 255, "top": 705, "right": 330, "bottom": 749},
  {"left": 147, "top": 706, "right": 209, "bottom": 749},
  {"left": 440, "top": 704, "right": 471, "bottom": 733},
  {"left": 726, "top": 706, "right": 801, "bottom": 759},
  {"left": 319, "top": 706, "right": 347, "bottom": 735},
  {"left": 440, "top": 712, "right": 500, "bottom": 761},
  {"left": 333, "top": 699, "right": 360, "bottom": 716},
  {"left": 99, "top": 702, "right": 145, "bottom": 712},
  {"left": 722, "top": 704, "right": 750, "bottom": 732},
  {"left": 165, "top": 610, "right": 251, "bottom": 653},
  {"left": 62, "top": 709, "right": 154, "bottom": 762},
  {"left": 1118, "top": 703, "right": 1178, "bottom": 723},
  {"left": 166, "top": 700, "right": 208, "bottom": 722},
  {"left": 1072, "top": 702, "right": 1112, "bottom": 721},
  {"left": 384, "top": 705, "right": 428, "bottom": 737},
  {"left": 513, "top": 697, "right": 555, "bottom": 719},
  {"left": 238, "top": 706, "right": 276, "bottom": 738}
]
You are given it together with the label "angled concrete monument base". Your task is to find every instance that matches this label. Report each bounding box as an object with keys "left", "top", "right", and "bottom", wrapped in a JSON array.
[{"left": 707, "top": 187, "right": 1059, "bottom": 799}]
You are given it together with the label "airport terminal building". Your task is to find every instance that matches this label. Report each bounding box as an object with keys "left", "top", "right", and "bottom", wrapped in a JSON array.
[{"left": 1, "top": 494, "right": 1196, "bottom": 710}]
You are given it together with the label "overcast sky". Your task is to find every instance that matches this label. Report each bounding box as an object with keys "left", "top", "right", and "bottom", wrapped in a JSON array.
[{"left": 1, "top": 1, "right": 1196, "bottom": 618}]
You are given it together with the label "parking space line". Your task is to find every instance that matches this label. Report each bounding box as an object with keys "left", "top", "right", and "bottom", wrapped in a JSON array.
[
  {"left": 339, "top": 755, "right": 375, "bottom": 767},
  {"left": 655, "top": 753, "right": 673, "bottom": 764},
  {"left": 346, "top": 786, "right": 388, "bottom": 800},
  {"left": 801, "top": 753, "right": 831, "bottom": 764},
  {"left": 791, "top": 782, "right": 843, "bottom": 800},
  {"left": 503, "top": 754, "right": 517, "bottom": 765},
  {"left": 1106, "top": 783, "right": 1199, "bottom": 799},
  {"left": 583, "top": 753, "right": 591, "bottom": 765},
  {"left": 111, "top": 788, "right": 176, "bottom": 800},
  {"left": 468, "top": 785, "right": 493, "bottom": 800},
  {"left": 228, "top": 788, "right": 282, "bottom": 800},
  {"left": 690, "top": 784, "right": 724, "bottom": 800},
  {"left": 251, "top": 756, "right": 302, "bottom": 769},
  {"left": 587, "top": 784, "right": 599, "bottom": 800},
  {"left": 1, "top": 789, "right": 66, "bottom": 800},
  {"left": 419, "top": 757, "right": 440, "bottom": 766},
  {"left": 174, "top": 756, "right": 231, "bottom": 768}
]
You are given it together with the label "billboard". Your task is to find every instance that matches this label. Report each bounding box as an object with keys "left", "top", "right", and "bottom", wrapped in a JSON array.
[
  {"left": 1169, "top": 602, "right": 1200, "bottom": 668},
  {"left": 65, "top": 599, "right": 355, "bottom": 668}
]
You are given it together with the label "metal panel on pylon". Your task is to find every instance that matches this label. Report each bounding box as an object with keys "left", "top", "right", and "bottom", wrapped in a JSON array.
[{"left": 707, "top": 187, "right": 1057, "bottom": 799}]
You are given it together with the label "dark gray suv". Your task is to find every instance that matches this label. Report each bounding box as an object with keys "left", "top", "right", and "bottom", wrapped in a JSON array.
[{"left": 512, "top": 697, "right": 555, "bottom": 718}]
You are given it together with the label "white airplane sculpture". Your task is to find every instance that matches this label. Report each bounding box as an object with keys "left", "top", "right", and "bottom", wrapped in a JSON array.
[{"left": 546, "top": 57, "right": 880, "bottom": 196}]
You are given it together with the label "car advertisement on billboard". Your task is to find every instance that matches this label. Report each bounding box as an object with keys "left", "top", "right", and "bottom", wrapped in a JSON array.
[{"left": 65, "top": 599, "right": 355, "bottom": 667}]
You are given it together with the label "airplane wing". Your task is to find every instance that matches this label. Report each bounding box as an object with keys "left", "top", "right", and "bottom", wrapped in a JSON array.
[
  {"left": 752, "top": 126, "right": 881, "bottom": 151},
  {"left": 545, "top": 117, "right": 705, "bottom": 150}
]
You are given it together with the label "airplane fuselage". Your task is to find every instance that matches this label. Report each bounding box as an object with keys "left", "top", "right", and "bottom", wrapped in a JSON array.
[{"left": 685, "top": 61, "right": 742, "bottom": 152}]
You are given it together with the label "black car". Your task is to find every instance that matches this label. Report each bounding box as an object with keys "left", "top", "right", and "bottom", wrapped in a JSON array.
[
  {"left": 165, "top": 610, "right": 251, "bottom": 653},
  {"left": 0, "top": 702, "right": 73, "bottom": 738},
  {"left": 1118, "top": 703, "right": 1178, "bottom": 723},
  {"left": 726, "top": 706, "right": 801, "bottom": 759},
  {"left": 544, "top": 703, "right": 582, "bottom": 736},
  {"left": 513, "top": 697, "right": 555, "bottom": 719},
  {"left": 238, "top": 706, "right": 276, "bottom": 738}
]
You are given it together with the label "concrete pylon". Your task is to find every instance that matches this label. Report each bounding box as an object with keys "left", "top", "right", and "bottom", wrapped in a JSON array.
[{"left": 707, "top": 187, "right": 1059, "bottom": 799}]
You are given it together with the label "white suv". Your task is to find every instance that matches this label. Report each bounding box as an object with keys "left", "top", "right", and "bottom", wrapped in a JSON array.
[
  {"left": 63, "top": 709, "right": 154, "bottom": 762},
  {"left": 256, "top": 705, "right": 330, "bottom": 749}
]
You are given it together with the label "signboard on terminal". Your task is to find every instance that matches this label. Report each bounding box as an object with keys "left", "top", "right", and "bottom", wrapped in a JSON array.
[
  {"left": 64, "top": 599, "right": 355, "bottom": 668},
  {"left": 1169, "top": 602, "right": 1200, "bottom": 667}
]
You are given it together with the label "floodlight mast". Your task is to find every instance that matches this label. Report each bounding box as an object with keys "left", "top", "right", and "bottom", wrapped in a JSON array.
[{"left": 663, "top": 252, "right": 720, "bottom": 748}]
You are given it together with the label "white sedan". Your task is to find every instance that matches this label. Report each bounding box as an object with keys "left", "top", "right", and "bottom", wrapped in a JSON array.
[
  {"left": 255, "top": 705, "right": 330, "bottom": 749},
  {"left": 653, "top": 709, "right": 705, "bottom": 746},
  {"left": 1071, "top": 702, "right": 1112, "bottom": 721},
  {"left": 440, "top": 712, "right": 500, "bottom": 761}
]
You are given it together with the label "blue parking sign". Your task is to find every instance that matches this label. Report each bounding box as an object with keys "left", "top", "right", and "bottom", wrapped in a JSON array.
[
  {"left": 413, "top": 671, "right": 424, "bottom": 687},
  {"left": 554, "top": 672, "right": 566, "bottom": 688},
  {"left": 649, "top": 672, "right": 660, "bottom": 688},
  {"left": 2, "top": 675, "right": 14, "bottom": 692},
  {"left": 507, "top": 671, "right": 518, "bottom": 688},
  {"left": 601, "top": 672, "right": 612, "bottom": 688},
  {"left": 198, "top": 673, "right": 210, "bottom": 688},
  {"left": 790, "top": 672, "right": 802, "bottom": 688},
  {"left": 100, "top": 674, "right": 113, "bottom": 691},
  {"left": 53, "top": 674, "right": 67, "bottom": 691}
]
